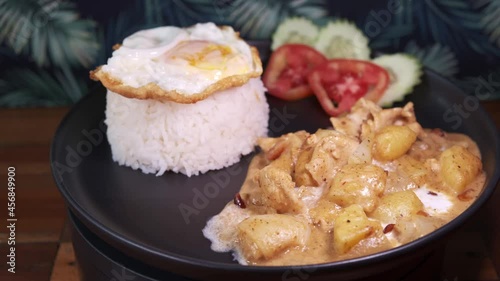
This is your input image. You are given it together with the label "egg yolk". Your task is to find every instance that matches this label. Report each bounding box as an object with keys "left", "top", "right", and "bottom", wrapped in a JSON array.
[{"left": 162, "top": 40, "right": 250, "bottom": 80}]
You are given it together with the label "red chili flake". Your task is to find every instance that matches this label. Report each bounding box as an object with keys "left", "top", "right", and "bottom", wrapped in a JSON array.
[
  {"left": 458, "top": 189, "right": 475, "bottom": 202},
  {"left": 431, "top": 128, "right": 446, "bottom": 137},
  {"left": 233, "top": 193, "right": 246, "bottom": 209},
  {"left": 417, "top": 210, "right": 430, "bottom": 217},
  {"left": 428, "top": 191, "right": 438, "bottom": 196},
  {"left": 383, "top": 224, "right": 395, "bottom": 234}
]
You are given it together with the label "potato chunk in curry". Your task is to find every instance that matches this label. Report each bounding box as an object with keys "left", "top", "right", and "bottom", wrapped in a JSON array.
[
  {"left": 372, "top": 125, "right": 417, "bottom": 161},
  {"left": 370, "top": 190, "right": 424, "bottom": 223},
  {"left": 439, "top": 145, "right": 482, "bottom": 193},
  {"left": 328, "top": 163, "right": 387, "bottom": 213},
  {"left": 333, "top": 204, "right": 375, "bottom": 254},
  {"left": 237, "top": 214, "right": 309, "bottom": 261}
]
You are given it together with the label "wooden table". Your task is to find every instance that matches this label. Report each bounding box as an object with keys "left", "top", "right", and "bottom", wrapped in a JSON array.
[{"left": 0, "top": 101, "right": 499, "bottom": 281}]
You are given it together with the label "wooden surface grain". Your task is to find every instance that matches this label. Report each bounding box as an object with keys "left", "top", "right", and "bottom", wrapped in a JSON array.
[{"left": 0, "top": 101, "right": 499, "bottom": 281}]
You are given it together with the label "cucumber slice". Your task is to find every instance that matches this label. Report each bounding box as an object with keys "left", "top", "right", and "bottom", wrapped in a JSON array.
[
  {"left": 314, "top": 20, "right": 370, "bottom": 60},
  {"left": 373, "top": 54, "right": 423, "bottom": 107},
  {"left": 271, "top": 17, "right": 319, "bottom": 50}
]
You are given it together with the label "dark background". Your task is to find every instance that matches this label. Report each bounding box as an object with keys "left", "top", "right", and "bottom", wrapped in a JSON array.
[{"left": 1, "top": 0, "right": 499, "bottom": 107}]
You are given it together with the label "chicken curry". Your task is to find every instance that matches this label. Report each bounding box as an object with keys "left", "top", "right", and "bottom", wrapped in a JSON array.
[{"left": 203, "top": 99, "right": 485, "bottom": 266}]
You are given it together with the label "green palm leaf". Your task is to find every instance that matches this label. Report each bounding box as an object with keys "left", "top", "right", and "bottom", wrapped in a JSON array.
[
  {"left": 405, "top": 41, "right": 459, "bottom": 77},
  {"left": 412, "top": 0, "right": 500, "bottom": 56},
  {"left": 183, "top": 0, "right": 328, "bottom": 40},
  {"left": 233, "top": 0, "right": 328, "bottom": 39},
  {"left": 369, "top": 25, "right": 415, "bottom": 49},
  {"left": 144, "top": 0, "right": 164, "bottom": 27},
  {"left": 476, "top": 0, "right": 500, "bottom": 48},
  {"left": 0, "top": 0, "right": 99, "bottom": 68},
  {"left": 177, "top": 0, "right": 251, "bottom": 24},
  {"left": 368, "top": 1, "right": 415, "bottom": 49},
  {"left": 0, "top": 66, "right": 87, "bottom": 107}
]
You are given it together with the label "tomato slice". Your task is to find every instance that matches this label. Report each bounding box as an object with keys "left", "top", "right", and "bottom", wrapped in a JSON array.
[
  {"left": 307, "top": 59, "right": 390, "bottom": 116},
  {"left": 263, "top": 44, "right": 327, "bottom": 101}
]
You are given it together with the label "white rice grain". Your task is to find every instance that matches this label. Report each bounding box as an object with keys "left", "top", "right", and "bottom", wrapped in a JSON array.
[{"left": 105, "top": 78, "right": 269, "bottom": 176}]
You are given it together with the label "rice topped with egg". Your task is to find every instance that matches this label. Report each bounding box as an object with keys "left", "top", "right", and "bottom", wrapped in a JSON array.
[{"left": 91, "top": 23, "right": 269, "bottom": 176}]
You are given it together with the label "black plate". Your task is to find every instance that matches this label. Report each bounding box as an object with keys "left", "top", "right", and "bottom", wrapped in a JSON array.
[{"left": 51, "top": 71, "right": 500, "bottom": 281}]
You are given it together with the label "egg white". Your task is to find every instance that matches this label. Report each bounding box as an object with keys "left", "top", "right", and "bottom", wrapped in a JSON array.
[{"left": 101, "top": 23, "right": 256, "bottom": 95}]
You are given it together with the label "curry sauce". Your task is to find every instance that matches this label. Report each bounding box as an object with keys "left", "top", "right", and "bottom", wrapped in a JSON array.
[{"left": 203, "top": 99, "right": 485, "bottom": 266}]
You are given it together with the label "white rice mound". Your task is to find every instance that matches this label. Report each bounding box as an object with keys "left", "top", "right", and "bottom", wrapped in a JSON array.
[{"left": 105, "top": 78, "right": 269, "bottom": 176}]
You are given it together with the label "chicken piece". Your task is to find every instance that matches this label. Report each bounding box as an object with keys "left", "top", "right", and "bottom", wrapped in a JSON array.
[
  {"left": 331, "top": 99, "right": 423, "bottom": 141},
  {"left": 294, "top": 145, "right": 316, "bottom": 187},
  {"left": 348, "top": 138, "right": 373, "bottom": 165},
  {"left": 237, "top": 214, "right": 309, "bottom": 261},
  {"left": 309, "top": 200, "right": 342, "bottom": 230},
  {"left": 330, "top": 98, "right": 382, "bottom": 138},
  {"left": 293, "top": 131, "right": 332, "bottom": 187},
  {"left": 328, "top": 163, "right": 387, "bottom": 213},
  {"left": 305, "top": 130, "right": 359, "bottom": 186},
  {"left": 396, "top": 155, "right": 432, "bottom": 187},
  {"left": 394, "top": 215, "right": 444, "bottom": 244},
  {"left": 257, "top": 165, "right": 304, "bottom": 214},
  {"left": 261, "top": 138, "right": 288, "bottom": 161},
  {"left": 254, "top": 132, "right": 309, "bottom": 213},
  {"left": 361, "top": 102, "right": 422, "bottom": 139},
  {"left": 257, "top": 137, "right": 281, "bottom": 155},
  {"left": 384, "top": 169, "right": 418, "bottom": 194},
  {"left": 258, "top": 131, "right": 309, "bottom": 173},
  {"left": 258, "top": 131, "right": 308, "bottom": 160},
  {"left": 272, "top": 132, "right": 309, "bottom": 174}
]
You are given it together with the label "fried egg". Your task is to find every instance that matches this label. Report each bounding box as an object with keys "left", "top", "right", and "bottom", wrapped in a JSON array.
[{"left": 90, "top": 23, "right": 262, "bottom": 103}]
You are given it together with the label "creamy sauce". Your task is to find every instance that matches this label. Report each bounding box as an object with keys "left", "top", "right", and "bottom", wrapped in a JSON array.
[
  {"left": 239, "top": 155, "right": 394, "bottom": 265},
  {"left": 202, "top": 100, "right": 485, "bottom": 266},
  {"left": 234, "top": 139, "right": 485, "bottom": 266}
]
